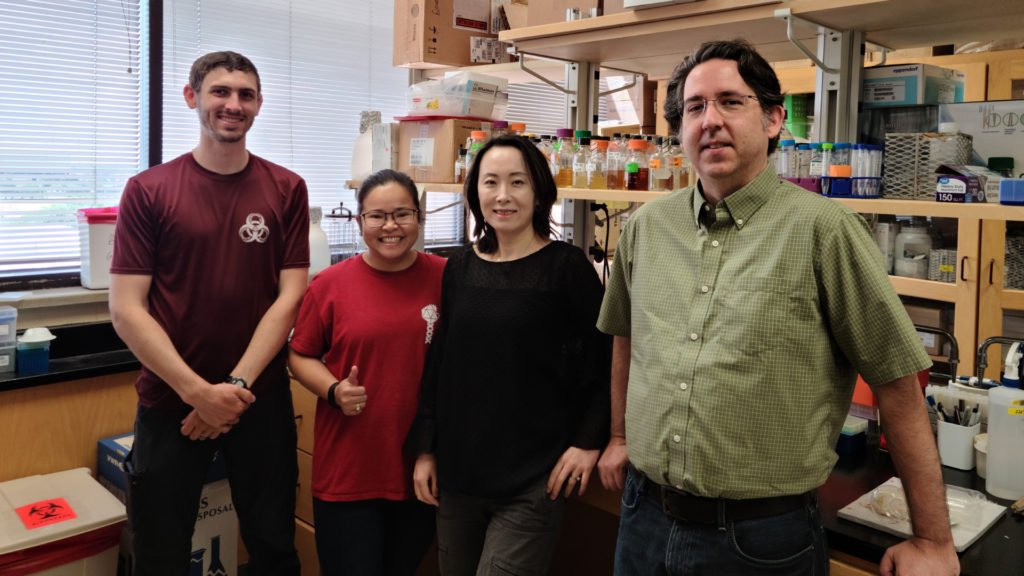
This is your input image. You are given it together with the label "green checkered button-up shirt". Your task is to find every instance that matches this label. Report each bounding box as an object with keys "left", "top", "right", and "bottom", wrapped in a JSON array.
[{"left": 597, "top": 165, "right": 930, "bottom": 499}]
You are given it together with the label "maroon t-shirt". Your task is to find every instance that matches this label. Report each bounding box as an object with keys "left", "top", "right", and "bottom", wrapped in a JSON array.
[{"left": 111, "top": 153, "right": 310, "bottom": 408}]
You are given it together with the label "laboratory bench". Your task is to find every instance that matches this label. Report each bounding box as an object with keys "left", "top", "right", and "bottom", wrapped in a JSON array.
[
  {"left": 819, "top": 441, "right": 1024, "bottom": 576},
  {"left": 4, "top": 328, "right": 1022, "bottom": 574}
]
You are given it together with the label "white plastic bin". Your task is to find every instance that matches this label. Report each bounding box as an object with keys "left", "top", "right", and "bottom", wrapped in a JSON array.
[
  {"left": 76, "top": 207, "right": 118, "bottom": 290},
  {"left": 0, "top": 468, "right": 126, "bottom": 575}
]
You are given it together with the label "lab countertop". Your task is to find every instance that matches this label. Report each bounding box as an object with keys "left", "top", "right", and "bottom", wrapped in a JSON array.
[{"left": 819, "top": 443, "right": 1024, "bottom": 576}]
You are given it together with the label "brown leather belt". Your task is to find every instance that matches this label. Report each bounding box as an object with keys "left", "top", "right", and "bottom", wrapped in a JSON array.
[{"left": 644, "top": 483, "right": 811, "bottom": 524}]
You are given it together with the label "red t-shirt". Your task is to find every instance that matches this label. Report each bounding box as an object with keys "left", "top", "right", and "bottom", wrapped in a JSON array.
[
  {"left": 290, "top": 252, "right": 445, "bottom": 501},
  {"left": 111, "top": 153, "right": 310, "bottom": 408}
]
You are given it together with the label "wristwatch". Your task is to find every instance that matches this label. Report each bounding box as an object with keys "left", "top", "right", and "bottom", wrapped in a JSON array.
[{"left": 225, "top": 375, "right": 249, "bottom": 389}]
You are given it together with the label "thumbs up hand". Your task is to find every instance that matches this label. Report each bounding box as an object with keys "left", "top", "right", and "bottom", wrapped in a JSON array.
[{"left": 336, "top": 366, "right": 367, "bottom": 416}]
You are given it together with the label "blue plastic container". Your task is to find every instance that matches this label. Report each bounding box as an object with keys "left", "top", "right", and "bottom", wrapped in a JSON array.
[{"left": 16, "top": 342, "right": 49, "bottom": 376}]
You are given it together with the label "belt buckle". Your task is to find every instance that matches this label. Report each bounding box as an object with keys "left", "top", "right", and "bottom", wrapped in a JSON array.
[{"left": 660, "top": 485, "right": 688, "bottom": 521}]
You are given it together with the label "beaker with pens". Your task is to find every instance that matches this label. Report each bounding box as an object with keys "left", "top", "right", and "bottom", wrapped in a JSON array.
[{"left": 935, "top": 399, "right": 982, "bottom": 470}]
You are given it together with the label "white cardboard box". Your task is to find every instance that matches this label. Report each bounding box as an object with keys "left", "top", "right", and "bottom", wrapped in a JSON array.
[
  {"left": 862, "top": 64, "right": 965, "bottom": 109},
  {"left": 97, "top": 434, "right": 238, "bottom": 575},
  {"left": 0, "top": 468, "right": 125, "bottom": 575}
]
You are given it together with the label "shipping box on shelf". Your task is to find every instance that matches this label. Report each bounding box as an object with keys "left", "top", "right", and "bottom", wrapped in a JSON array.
[
  {"left": 394, "top": 0, "right": 496, "bottom": 68},
  {"left": 398, "top": 117, "right": 483, "bottom": 183},
  {"left": 904, "top": 301, "right": 953, "bottom": 356},
  {"left": 0, "top": 468, "right": 125, "bottom": 575},
  {"left": 97, "top": 433, "right": 237, "bottom": 576},
  {"left": 862, "top": 63, "right": 965, "bottom": 109}
]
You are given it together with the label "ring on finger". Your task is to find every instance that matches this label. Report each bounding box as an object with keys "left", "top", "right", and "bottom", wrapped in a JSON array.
[{"left": 575, "top": 475, "right": 582, "bottom": 482}]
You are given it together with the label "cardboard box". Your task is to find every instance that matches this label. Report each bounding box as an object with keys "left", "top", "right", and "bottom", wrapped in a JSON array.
[
  {"left": 862, "top": 64, "right": 965, "bottom": 109},
  {"left": 527, "top": 0, "right": 599, "bottom": 26},
  {"left": 398, "top": 118, "right": 483, "bottom": 183},
  {"left": 0, "top": 468, "right": 125, "bottom": 576},
  {"left": 97, "top": 434, "right": 237, "bottom": 576},
  {"left": 394, "top": 0, "right": 496, "bottom": 68},
  {"left": 372, "top": 123, "right": 398, "bottom": 173},
  {"left": 904, "top": 302, "right": 952, "bottom": 356},
  {"left": 935, "top": 164, "right": 1003, "bottom": 203}
]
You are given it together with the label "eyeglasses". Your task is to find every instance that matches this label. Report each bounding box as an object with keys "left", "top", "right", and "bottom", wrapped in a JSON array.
[
  {"left": 683, "top": 94, "right": 759, "bottom": 120},
  {"left": 359, "top": 208, "right": 419, "bottom": 228}
]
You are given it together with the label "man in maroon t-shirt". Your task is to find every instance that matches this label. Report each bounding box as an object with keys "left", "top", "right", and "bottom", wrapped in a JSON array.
[{"left": 110, "top": 51, "right": 307, "bottom": 576}]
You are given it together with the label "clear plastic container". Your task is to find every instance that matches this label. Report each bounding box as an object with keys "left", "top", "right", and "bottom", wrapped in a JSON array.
[
  {"left": 552, "top": 128, "right": 575, "bottom": 188},
  {"left": 986, "top": 383, "right": 1024, "bottom": 499},
  {"left": 894, "top": 222, "right": 931, "bottom": 279},
  {"left": 648, "top": 136, "right": 671, "bottom": 191},
  {"left": 0, "top": 306, "right": 16, "bottom": 346},
  {"left": 587, "top": 138, "right": 609, "bottom": 190},
  {"left": 572, "top": 137, "right": 591, "bottom": 188},
  {"left": 308, "top": 207, "right": 330, "bottom": 279}
]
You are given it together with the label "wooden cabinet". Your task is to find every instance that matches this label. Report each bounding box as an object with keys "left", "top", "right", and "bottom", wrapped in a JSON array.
[{"left": 978, "top": 220, "right": 1024, "bottom": 378}]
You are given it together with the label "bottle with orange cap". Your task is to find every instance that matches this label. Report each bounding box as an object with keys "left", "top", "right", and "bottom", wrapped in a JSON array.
[{"left": 465, "top": 130, "right": 488, "bottom": 171}]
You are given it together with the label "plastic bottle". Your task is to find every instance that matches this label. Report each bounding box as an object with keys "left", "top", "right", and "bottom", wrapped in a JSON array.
[
  {"left": 986, "top": 342, "right": 1024, "bottom": 499},
  {"left": 587, "top": 137, "right": 609, "bottom": 190},
  {"left": 454, "top": 147, "right": 468, "bottom": 184},
  {"left": 777, "top": 139, "right": 796, "bottom": 177},
  {"left": 796, "top": 143, "right": 812, "bottom": 178},
  {"left": 509, "top": 122, "right": 527, "bottom": 136},
  {"left": 833, "top": 142, "right": 851, "bottom": 167},
  {"left": 624, "top": 137, "right": 649, "bottom": 191},
  {"left": 491, "top": 120, "right": 509, "bottom": 139},
  {"left": 574, "top": 129, "right": 591, "bottom": 152},
  {"left": 648, "top": 136, "right": 672, "bottom": 191},
  {"left": 607, "top": 134, "right": 625, "bottom": 190},
  {"left": 808, "top": 143, "right": 823, "bottom": 180},
  {"left": 552, "top": 128, "right": 575, "bottom": 188},
  {"left": 465, "top": 130, "right": 487, "bottom": 171},
  {"left": 573, "top": 137, "right": 591, "bottom": 188},
  {"left": 894, "top": 220, "right": 932, "bottom": 279},
  {"left": 309, "top": 206, "right": 331, "bottom": 278},
  {"left": 819, "top": 142, "right": 833, "bottom": 178},
  {"left": 874, "top": 217, "right": 899, "bottom": 274},
  {"left": 669, "top": 137, "right": 686, "bottom": 190}
]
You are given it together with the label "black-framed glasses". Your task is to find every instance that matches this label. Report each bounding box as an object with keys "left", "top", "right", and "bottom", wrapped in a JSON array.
[
  {"left": 683, "top": 94, "right": 759, "bottom": 120},
  {"left": 359, "top": 208, "right": 419, "bottom": 228}
]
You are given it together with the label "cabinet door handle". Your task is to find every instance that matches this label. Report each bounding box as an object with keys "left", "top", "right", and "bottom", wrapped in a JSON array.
[
  {"left": 989, "top": 259, "right": 995, "bottom": 286},
  {"left": 960, "top": 256, "right": 968, "bottom": 282}
]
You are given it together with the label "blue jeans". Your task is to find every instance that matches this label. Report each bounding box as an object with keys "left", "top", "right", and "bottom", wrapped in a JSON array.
[
  {"left": 614, "top": 467, "right": 828, "bottom": 576},
  {"left": 312, "top": 497, "right": 435, "bottom": 576}
]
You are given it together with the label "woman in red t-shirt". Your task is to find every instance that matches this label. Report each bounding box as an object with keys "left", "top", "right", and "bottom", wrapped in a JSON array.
[{"left": 289, "top": 169, "right": 445, "bottom": 575}]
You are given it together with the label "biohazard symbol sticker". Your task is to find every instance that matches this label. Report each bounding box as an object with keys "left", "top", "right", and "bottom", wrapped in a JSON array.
[{"left": 16, "top": 498, "right": 77, "bottom": 529}]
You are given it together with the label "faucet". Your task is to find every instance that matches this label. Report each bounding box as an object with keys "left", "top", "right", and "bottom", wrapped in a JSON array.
[
  {"left": 975, "top": 336, "right": 1023, "bottom": 381},
  {"left": 913, "top": 324, "right": 959, "bottom": 381}
]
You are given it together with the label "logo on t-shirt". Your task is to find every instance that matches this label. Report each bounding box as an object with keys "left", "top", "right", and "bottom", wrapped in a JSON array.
[
  {"left": 238, "top": 213, "right": 270, "bottom": 243},
  {"left": 421, "top": 304, "right": 439, "bottom": 344}
]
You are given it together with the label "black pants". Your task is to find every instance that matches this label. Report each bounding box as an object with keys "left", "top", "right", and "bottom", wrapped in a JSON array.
[
  {"left": 312, "top": 497, "right": 436, "bottom": 576},
  {"left": 124, "top": 384, "right": 300, "bottom": 576}
]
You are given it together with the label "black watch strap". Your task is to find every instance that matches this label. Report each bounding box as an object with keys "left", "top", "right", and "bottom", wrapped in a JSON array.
[
  {"left": 326, "top": 381, "right": 341, "bottom": 409},
  {"left": 226, "top": 375, "right": 249, "bottom": 389}
]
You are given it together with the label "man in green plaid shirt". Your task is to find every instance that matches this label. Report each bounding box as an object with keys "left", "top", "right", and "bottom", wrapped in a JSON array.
[{"left": 595, "top": 39, "right": 958, "bottom": 576}]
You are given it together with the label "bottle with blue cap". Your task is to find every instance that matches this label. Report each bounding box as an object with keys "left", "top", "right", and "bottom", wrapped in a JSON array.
[{"left": 986, "top": 341, "right": 1024, "bottom": 499}]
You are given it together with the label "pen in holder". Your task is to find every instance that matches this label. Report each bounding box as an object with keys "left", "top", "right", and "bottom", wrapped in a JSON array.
[{"left": 937, "top": 419, "right": 981, "bottom": 470}]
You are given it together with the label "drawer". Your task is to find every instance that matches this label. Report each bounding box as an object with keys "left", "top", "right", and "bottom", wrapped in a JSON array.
[
  {"left": 291, "top": 379, "right": 317, "bottom": 454},
  {"left": 295, "top": 517, "right": 320, "bottom": 576},
  {"left": 296, "top": 449, "right": 314, "bottom": 526}
]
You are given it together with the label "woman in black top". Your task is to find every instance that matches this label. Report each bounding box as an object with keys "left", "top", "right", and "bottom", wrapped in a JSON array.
[{"left": 409, "top": 135, "right": 610, "bottom": 575}]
